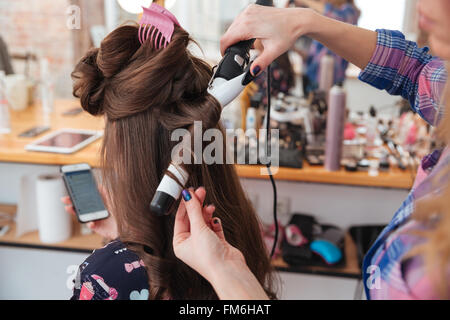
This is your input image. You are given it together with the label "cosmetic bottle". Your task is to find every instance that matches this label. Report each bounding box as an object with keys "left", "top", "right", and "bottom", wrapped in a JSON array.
[
  {"left": 366, "top": 106, "right": 378, "bottom": 147},
  {"left": 325, "top": 85, "right": 346, "bottom": 171},
  {"left": 0, "top": 71, "right": 11, "bottom": 134},
  {"left": 319, "top": 54, "right": 335, "bottom": 95},
  {"left": 39, "top": 58, "right": 54, "bottom": 114},
  {"left": 246, "top": 107, "right": 258, "bottom": 164},
  {"left": 246, "top": 107, "right": 257, "bottom": 130}
]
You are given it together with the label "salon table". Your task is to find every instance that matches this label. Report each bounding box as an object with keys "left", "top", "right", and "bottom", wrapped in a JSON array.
[
  {"left": 0, "top": 100, "right": 414, "bottom": 189},
  {"left": 0, "top": 100, "right": 414, "bottom": 299}
]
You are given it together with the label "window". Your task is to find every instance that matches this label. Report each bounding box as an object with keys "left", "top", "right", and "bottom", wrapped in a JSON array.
[
  {"left": 355, "top": 0, "right": 407, "bottom": 32},
  {"left": 170, "top": 0, "right": 253, "bottom": 61}
]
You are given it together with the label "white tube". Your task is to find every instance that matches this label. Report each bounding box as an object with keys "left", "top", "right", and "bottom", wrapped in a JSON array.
[{"left": 36, "top": 174, "right": 72, "bottom": 243}]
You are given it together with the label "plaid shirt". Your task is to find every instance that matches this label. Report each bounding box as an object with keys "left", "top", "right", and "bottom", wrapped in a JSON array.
[
  {"left": 305, "top": 3, "right": 359, "bottom": 87},
  {"left": 359, "top": 29, "right": 448, "bottom": 300}
]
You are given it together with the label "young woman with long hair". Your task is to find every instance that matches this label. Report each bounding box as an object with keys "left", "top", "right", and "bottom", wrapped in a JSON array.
[{"left": 69, "top": 23, "right": 276, "bottom": 300}]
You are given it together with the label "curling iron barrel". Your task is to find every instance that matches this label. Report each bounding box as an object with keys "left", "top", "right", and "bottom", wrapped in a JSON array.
[{"left": 150, "top": 163, "right": 189, "bottom": 216}]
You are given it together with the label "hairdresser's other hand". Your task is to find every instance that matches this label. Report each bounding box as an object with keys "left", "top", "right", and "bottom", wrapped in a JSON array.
[
  {"left": 220, "top": 4, "right": 311, "bottom": 75},
  {"left": 173, "top": 188, "right": 268, "bottom": 300},
  {"left": 173, "top": 188, "right": 245, "bottom": 280},
  {"left": 61, "top": 185, "right": 118, "bottom": 241}
]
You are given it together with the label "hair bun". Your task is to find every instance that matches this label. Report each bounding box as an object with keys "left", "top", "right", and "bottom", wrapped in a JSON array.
[
  {"left": 71, "top": 48, "right": 106, "bottom": 116},
  {"left": 72, "top": 24, "right": 219, "bottom": 122},
  {"left": 97, "top": 25, "right": 141, "bottom": 78}
]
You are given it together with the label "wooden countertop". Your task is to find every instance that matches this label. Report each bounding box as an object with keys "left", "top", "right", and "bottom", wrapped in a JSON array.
[
  {"left": 237, "top": 163, "right": 413, "bottom": 189},
  {"left": 0, "top": 100, "right": 414, "bottom": 189},
  {"left": 0, "top": 204, "right": 104, "bottom": 252},
  {"left": 0, "top": 100, "right": 103, "bottom": 167},
  {"left": 0, "top": 204, "right": 361, "bottom": 278}
]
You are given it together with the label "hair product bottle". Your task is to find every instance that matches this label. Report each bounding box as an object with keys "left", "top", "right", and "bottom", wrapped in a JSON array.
[
  {"left": 319, "top": 54, "right": 335, "bottom": 94},
  {"left": 0, "top": 70, "right": 11, "bottom": 134},
  {"left": 39, "top": 58, "right": 54, "bottom": 114},
  {"left": 246, "top": 107, "right": 258, "bottom": 163},
  {"left": 325, "top": 85, "right": 346, "bottom": 171}
]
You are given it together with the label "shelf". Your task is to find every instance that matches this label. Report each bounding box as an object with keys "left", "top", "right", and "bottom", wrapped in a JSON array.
[
  {"left": 236, "top": 163, "right": 413, "bottom": 190},
  {"left": 0, "top": 204, "right": 103, "bottom": 254},
  {"left": 0, "top": 204, "right": 361, "bottom": 279},
  {"left": 271, "top": 233, "right": 361, "bottom": 279},
  {"left": 0, "top": 100, "right": 414, "bottom": 190}
]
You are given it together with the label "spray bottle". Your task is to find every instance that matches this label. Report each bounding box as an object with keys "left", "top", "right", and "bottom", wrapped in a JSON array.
[
  {"left": 325, "top": 84, "right": 346, "bottom": 171},
  {"left": 319, "top": 54, "right": 335, "bottom": 95}
]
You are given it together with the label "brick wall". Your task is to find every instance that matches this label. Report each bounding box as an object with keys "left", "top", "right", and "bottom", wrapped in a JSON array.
[
  {"left": 0, "top": 0, "right": 75, "bottom": 97},
  {"left": 0, "top": 0, "right": 106, "bottom": 98}
]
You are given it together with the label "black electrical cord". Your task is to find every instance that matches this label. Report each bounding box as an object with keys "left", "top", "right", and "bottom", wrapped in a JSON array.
[{"left": 265, "top": 65, "right": 279, "bottom": 258}]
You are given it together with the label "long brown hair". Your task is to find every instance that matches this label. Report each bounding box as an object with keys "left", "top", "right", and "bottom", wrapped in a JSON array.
[{"left": 72, "top": 23, "right": 276, "bottom": 300}]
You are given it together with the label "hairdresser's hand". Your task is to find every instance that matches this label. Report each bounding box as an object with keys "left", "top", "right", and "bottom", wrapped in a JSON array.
[
  {"left": 61, "top": 185, "right": 118, "bottom": 241},
  {"left": 173, "top": 188, "right": 268, "bottom": 300},
  {"left": 173, "top": 188, "right": 245, "bottom": 279},
  {"left": 221, "top": 4, "right": 312, "bottom": 75}
]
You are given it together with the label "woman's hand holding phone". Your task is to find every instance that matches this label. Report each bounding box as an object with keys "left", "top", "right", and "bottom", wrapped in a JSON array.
[{"left": 61, "top": 185, "right": 119, "bottom": 241}]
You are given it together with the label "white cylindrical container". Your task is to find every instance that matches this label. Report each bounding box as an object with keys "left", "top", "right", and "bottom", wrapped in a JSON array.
[
  {"left": 36, "top": 174, "right": 72, "bottom": 243},
  {"left": 319, "top": 54, "right": 335, "bottom": 94},
  {"left": 0, "top": 71, "right": 11, "bottom": 134},
  {"left": 325, "top": 85, "right": 346, "bottom": 171},
  {"left": 5, "top": 74, "right": 29, "bottom": 111},
  {"left": 39, "top": 58, "right": 54, "bottom": 114}
]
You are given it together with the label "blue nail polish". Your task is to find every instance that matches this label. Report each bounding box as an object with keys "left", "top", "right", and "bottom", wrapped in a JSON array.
[
  {"left": 252, "top": 65, "right": 261, "bottom": 76},
  {"left": 182, "top": 189, "right": 192, "bottom": 201}
]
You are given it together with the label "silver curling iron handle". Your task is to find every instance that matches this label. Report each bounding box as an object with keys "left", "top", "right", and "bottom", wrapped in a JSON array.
[{"left": 207, "top": 73, "right": 247, "bottom": 108}]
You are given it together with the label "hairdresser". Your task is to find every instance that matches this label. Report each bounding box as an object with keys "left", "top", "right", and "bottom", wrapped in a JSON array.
[{"left": 173, "top": 0, "right": 450, "bottom": 299}]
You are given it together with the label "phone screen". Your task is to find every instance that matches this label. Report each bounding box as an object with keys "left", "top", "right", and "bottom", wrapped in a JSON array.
[{"left": 64, "top": 170, "right": 106, "bottom": 215}]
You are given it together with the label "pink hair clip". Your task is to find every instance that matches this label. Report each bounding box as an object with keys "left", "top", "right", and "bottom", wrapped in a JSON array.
[{"left": 138, "top": 3, "right": 181, "bottom": 49}]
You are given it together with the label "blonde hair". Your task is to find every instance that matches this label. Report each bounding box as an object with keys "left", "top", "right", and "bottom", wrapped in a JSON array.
[{"left": 408, "top": 63, "right": 450, "bottom": 298}]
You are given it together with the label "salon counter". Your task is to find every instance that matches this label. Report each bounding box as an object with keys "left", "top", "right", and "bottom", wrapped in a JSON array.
[
  {"left": 0, "top": 100, "right": 414, "bottom": 190},
  {"left": 0, "top": 203, "right": 361, "bottom": 279},
  {"left": 0, "top": 204, "right": 104, "bottom": 253},
  {"left": 0, "top": 100, "right": 103, "bottom": 167}
]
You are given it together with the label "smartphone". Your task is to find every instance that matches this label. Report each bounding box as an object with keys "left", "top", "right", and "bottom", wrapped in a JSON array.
[
  {"left": 19, "top": 126, "right": 50, "bottom": 138},
  {"left": 61, "top": 163, "right": 109, "bottom": 223},
  {"left": 62, "top": 107, "right": 83, "bottom": 116},
  {"left": 0, "top": 225, "right": 10, "bottom": 237}
]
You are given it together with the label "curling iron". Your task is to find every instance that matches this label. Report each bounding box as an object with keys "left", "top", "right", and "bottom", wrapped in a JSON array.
[
  {"left": 150, "top": 1, "right": 269, "bottom": 216},
  {"left": 150, "top": 35, "right": 256, "bottom": 216}
]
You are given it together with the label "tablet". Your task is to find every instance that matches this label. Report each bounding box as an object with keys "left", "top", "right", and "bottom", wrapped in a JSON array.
[{"left": 25, "top": 129, "right": 103, "bottom": 154}]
